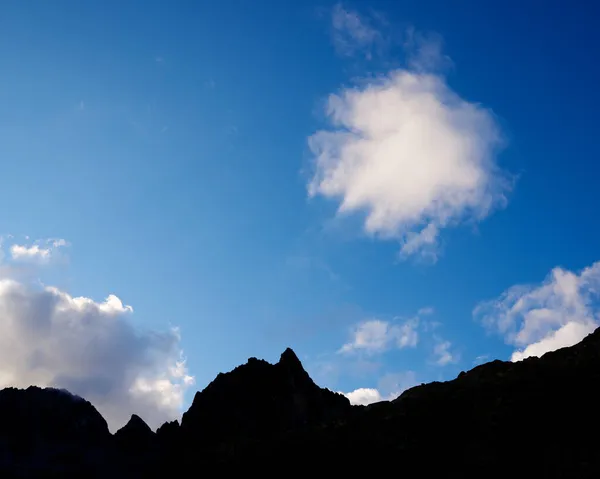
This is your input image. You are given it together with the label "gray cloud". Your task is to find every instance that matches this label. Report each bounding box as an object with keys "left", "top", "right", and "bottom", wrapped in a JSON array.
[{"left": 0, "top": 278, "right": 193, "bottom": 431}]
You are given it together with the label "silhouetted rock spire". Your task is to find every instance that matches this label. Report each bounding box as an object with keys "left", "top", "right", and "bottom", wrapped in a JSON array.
[
  {"left": 114, "top": 414, "right": 153, "bottom": 440},
  {"left": 279, "top": 347, "right": 301, "bottom": 367},
  {"left": 180, "top": 347, "right": 350, "bottom": 444}
]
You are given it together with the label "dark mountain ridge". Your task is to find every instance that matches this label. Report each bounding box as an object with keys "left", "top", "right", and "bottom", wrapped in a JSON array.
[
  {"left": 2, "top": 328, "right": 600, "bottom": 476},
  {"left": 180, "top": 347, "right": 350, "bottom": 444}
]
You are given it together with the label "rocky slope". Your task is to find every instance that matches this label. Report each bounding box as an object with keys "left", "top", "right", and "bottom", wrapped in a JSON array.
[
  {"left": 0, "top": 386, "right": 110, "bottom": 476},
  {"left": 1, "top": 328, "right": 600, "bottom": 476}
]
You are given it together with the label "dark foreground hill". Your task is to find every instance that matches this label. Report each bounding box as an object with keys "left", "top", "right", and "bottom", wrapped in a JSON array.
[{"left": 2, "top": 329, "right": 600, "bottom": 477}]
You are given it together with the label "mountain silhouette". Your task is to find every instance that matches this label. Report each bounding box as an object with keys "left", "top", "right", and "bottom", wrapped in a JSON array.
[
  {"left": 1, "top": 329, "right": 600, "bottom": 476},
  {"left": 180, "top": 347, "right": 350, "bottom": 445}
]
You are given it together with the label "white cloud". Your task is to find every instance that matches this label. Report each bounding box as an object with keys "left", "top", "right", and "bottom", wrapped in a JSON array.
[
  {"left": 330, "top": 3, "right": 384, "bottom": 59},
  {"left": 0, "top": 278, "right": 194, "bottom": 431},
  {"left": 433, "top": 339, "right": 457, "bottom": 366},
  {"left": 510, "top": 321, "right": 595, "bottom": 362},
  {"left": 308, "top": 50, "right": 509, "bottom": 260},
  {"left": 339, "top": 318, "right": 418, "bottom": 354},
  {"left": 474, "top": 262, "right": 600, "bottom": 362},
  {"left": 11, "top": 244, "right": 51, "bottom": 261},
  {"left": 344, "top": 387, "right": 382, "bottom": 405},
  {"left": 10, "top": 238, "right": 69, "bottom": 263},
  {"left": 343, "top": 371, "right": 417, "bottom": 405}
]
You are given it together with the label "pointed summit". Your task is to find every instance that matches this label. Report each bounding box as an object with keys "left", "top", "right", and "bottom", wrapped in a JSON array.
[
  {"left": 127, "top": 414, "right": 152, "bottom": 432},
  {"left": 114, "top": 414, "right": 154, "bottom": 443},
  {"left": 181, "top": 346, "right": 351, "bottom": 444},
  {"left": 277, "top": 347, "right": 312, "bottom": 386},
  {"left": 279, "top": 347, "right": 302, "bottom": 368}
]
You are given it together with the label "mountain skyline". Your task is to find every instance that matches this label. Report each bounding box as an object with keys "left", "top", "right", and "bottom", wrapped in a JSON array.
[{"left": 1, "top": 326, "right": 599, "bottom": 476}]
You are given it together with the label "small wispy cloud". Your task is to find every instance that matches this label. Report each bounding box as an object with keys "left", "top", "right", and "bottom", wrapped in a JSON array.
[
  {"left": 474, "top": 261, "right": 600, "bottom": 362},
  {"left": 339, "top": 317, "right": 419, "bottom": 354},
  {"left": 0, "top": 235, "right": 8, "bottom": 263},
  {"left": 335, "top": 307, "right": 458, "bottom": 403},
  {"left": 473, "top": 354, "right": 490, "bottom": 366},
  {"left": 432, "top": 339, "right": 458, "bottom": 366},
  {"left": 404, "top": 27, "right": 453, "bottom": 73},
  {"left": 338, "top": 306, "right": 449, "bottom": 356},
  {"left": 11, "top": 244, "right": 52, "bottom": 261},
  {"left": 9, "top": 238, "right": 69, "bottom": 263},
  {"left": 330, "top": 3, "right": 385, "bottom": 59},
  {"left": 342, "top": 371, "right": 417, "bottom": 405}
]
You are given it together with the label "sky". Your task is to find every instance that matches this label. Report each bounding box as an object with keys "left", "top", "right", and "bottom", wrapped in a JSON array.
[{"left": 1, "top": 0, "right": 600, "bottom": 431}]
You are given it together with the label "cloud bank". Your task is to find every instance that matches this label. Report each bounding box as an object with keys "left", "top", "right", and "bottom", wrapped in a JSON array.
[
  {"left": 309, "top": 12, "right": 509, "bottom": 261},
  {"left": 0, "top": 271, "right": 193, "bottom": 431},
  {"left": 475, "top": 262, "right": 600, "bottom": 361}
]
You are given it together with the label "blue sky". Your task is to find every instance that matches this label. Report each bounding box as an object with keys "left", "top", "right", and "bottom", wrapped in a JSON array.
[{"left": 1, "top": 0, "right": 600, "bottom": 429}]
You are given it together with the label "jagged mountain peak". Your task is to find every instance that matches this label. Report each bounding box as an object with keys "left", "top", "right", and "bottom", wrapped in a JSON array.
[
  {"left": 276, "top": 347, "right": 314, "bottom": 388},
  {"left": 279, "top": 347, "right": 301, "bottom": 366},
  {"left": 180, "top": 347, "right": 350, "bottom": 443},
  {"left": 116, "top": 414, "right": 152, "bottom": 435},
  {"left": 114, "top": 413, "right": 155, "bottom": 451}
]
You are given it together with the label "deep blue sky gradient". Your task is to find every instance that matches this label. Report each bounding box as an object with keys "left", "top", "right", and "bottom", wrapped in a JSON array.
[{"left": 1, "top": 0, "right": 599, "bottom": 406}]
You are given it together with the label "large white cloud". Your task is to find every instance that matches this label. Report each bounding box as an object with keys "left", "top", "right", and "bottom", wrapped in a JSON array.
[
  {"left": 474, "top": 262, "right": 600, "bottom": 361},
  {"left": 0, "top": 278, "right": 194, "bottom": 431},
  {"left": 308, "top": 60, "right": 509, "bottom": 260}
]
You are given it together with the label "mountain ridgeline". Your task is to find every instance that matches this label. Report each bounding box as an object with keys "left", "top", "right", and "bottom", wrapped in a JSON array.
[{"left": 2, "top": 331, "right": 600, "bottom": 476}]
